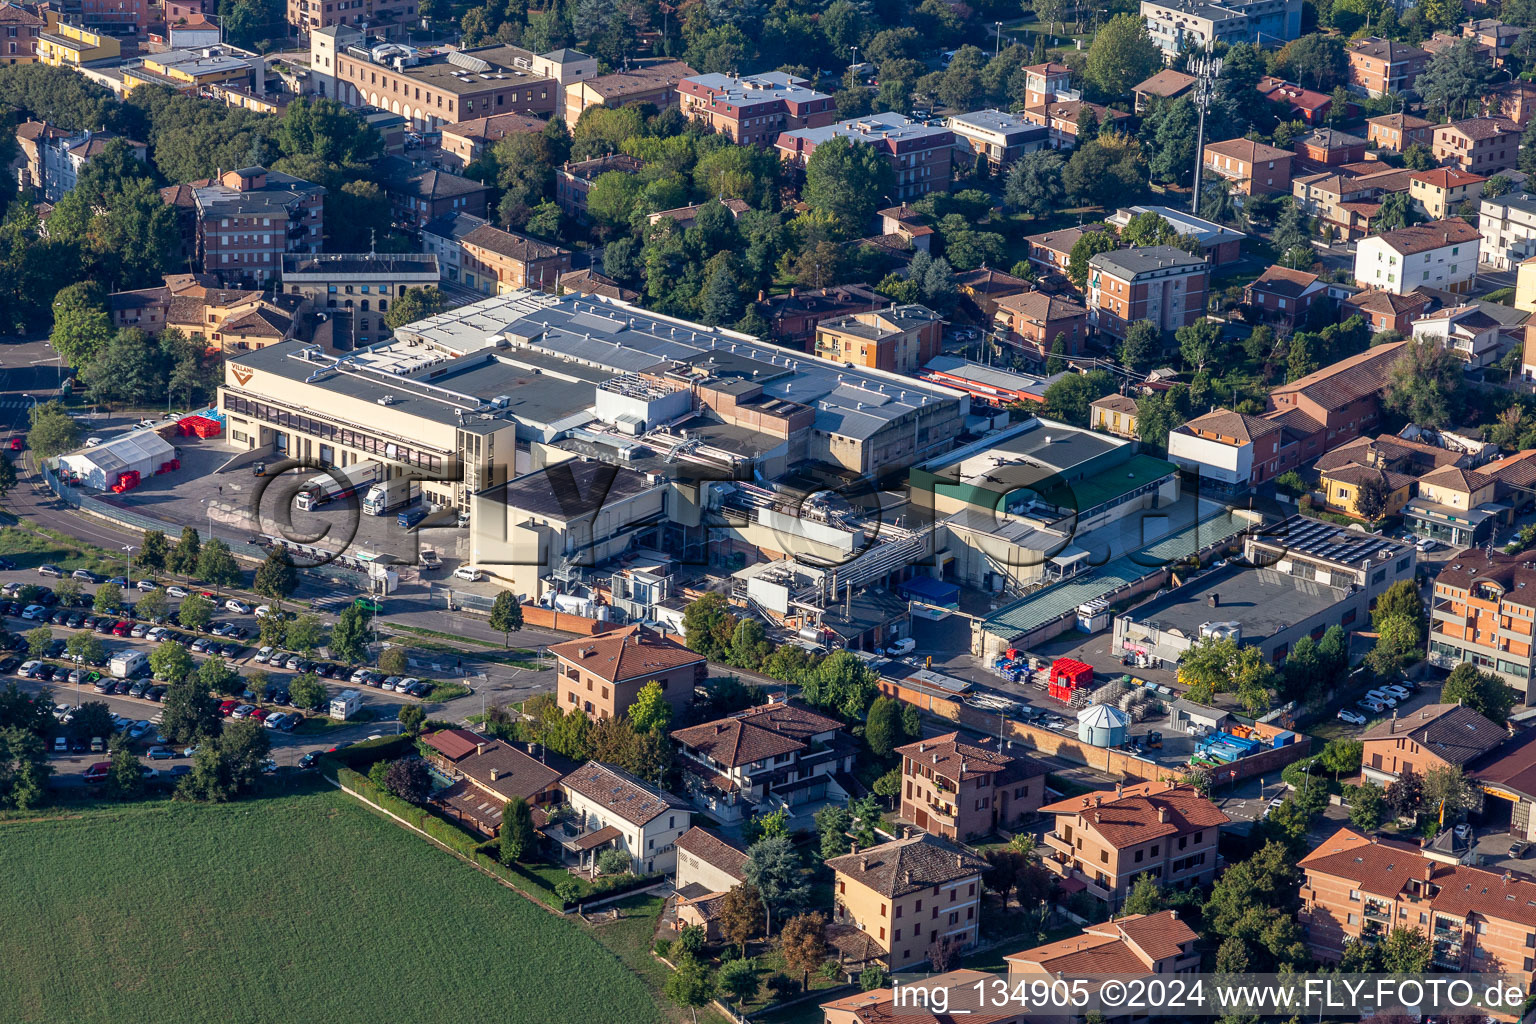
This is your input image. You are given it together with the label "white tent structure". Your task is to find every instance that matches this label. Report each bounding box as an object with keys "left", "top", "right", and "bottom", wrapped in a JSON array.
[{"left": 58, "top": 430, "right": 175, "bottom": 491}]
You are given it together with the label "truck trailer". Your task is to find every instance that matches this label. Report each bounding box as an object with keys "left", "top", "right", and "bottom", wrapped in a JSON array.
[
  {"left": 362, "top": 476, "right": 414, "bottom": 516},
  {"left": 294, "top": 462, "right": 383, "bottom": 512}
]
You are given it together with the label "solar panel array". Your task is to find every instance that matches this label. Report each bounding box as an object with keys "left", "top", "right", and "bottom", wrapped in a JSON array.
[{"left": 1258, "top": 515, "right": 1407, "bottom": 565}]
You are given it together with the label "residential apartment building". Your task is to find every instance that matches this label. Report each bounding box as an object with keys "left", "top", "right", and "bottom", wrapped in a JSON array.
[
  {"left": 191, "top": 166, "right": 326, "bottom": 286},
  {"left": 1407, "top": 462, "right": 1505, "bottom": 547},
  {"left": 1023, "top": 225, "right": 1091, "bottom": 279},
  {"left": 1140, "top": 0, "right": 1303, "bottom": 56},
  {"left": 1018, "top": 62, "right": 1071, "bottom": 108},
  {"left": 1006, "top": 911, "right": 1200, "bottom": 979},
  {"left": 419, "top": 211, "right": 484, "bottom": 284},
  {"left": 1413, "top": 301, "right": 1528, "bottom": 368},
  {"left": 1482, "top": 192, "right": 1536, "bottom": 270},
  {"left": 383, "top": 164, "right": 491, "bottom": 230},
  {"left": 279, "top": 252, "right": 438, "bottom": 344},
  {"left": 1434, "top": 116, "right": 1520, "bottom": 173},
  {"left": 1409, "top": 167, "right": 1486, "bottom": 219},
  {"left": 436, "top": 112, "right": 544, "bottom": 172},
  {"left": 826, "top": 833, "right": 988, "bottom": 970},
  {"left": 554, "top": 153, "right": 643, "bottom": 222},
  {"left": 563, "top": 59, "right": 695, "bottom": 126},
  {"left": 1267, "top": 340, "right": 1407, "bottom": 450},
  {"left": 1290, "top": 171, "right": 1384, "bottom": 240},
  {"left": 895, "top": 732, "right": 1046, "bottom": 841},
  {"left": 1315, "top": 432, "right": 1461, "bottom": 518},
  {"left": 757, "top": 283, "right": 887, "bottom": 350},
  {"left": 121, "top": 47, "right": 258, "bottom": 96},
  {"left": 1464, "top": 17, "right": 1523, "bottom": 62},
  {"left": 35, "top": 19, "right": 115, "bottom": 67},
  {"left": 1090, "top": 394, "right": 1140, "bottom": 440},
  {"left": 1258, "top": 76, "right": 1332, "bottom": 124},
  {"left": 314, "top": 31, "right": 573, "bottom": 130},
  {"left": 16, "top": 123, "right": 143, "bottom": 202},
  {"left": 1292, "top": 127, "right": 1366, "bottom": 167},
  {"left": 1359, "top": 704, "right": 1506, "bottom": 786},
  {"left": 557, "top": 760, "right": 691, "bottom": 875},
  {"left": 71, "top": 0, "right": 149, "bottom": 38},
  {"left": 1104, "top": 205, "right": 1247, "bottom": 265},
  {"left": 1353, "top": 219, "right": 1481, "bottom": 295},
  {"left": 1347, "top": 37, "right": 1429, "bottom": 97},
  {"left": 1244, "top": 265, "right": 1327, "bottom": 328},
  {"left": 458, "top": 223, "right": 570, "bottom": 295},
  {"left": 1299, "top": 827, "right": 1536, "bottom": 984},
  {"left": 550, "top": 624, "right": 706, "bottom": 722},
  {"left": 777, "top": 113, "right": 954, "bottom": 203},
  {"left": 1168, "top": 408, "right": 1286, "bottom": 490},
  {"left": 287, "top": 0, "right": 415, "bottom": 35},
  {"left": 1085, "top": 246, "right": 1210, "bottom": 340},
  {"left": 992, "top": 290, "right": 1088, "bottom": 355},
  {"left": 678, "top": 71, "right": 835, "bottom": 147},
  {"left": 1367, "top": 112, "right": 1434, "bottom": 152},
  {"left": 1020, "top": 99, "right": 1130, "bottom": 151},
  {"left": 1429, "top": 552, "right": 1536, "bottom": 694},
  {"left": 1202, "top": 137, "right": 1293, "bottom": 196},
  {"left": 1492, "top": 80, "right": 1536, "bottom": 127},
  {"left": 947, "top": 109, "right": 1049, "bottom": 172},
  {"left": 813, "top": 304, "right": 943, "bottom": 373},
  {"left": 0, "top": 2, "right": 41, "bottom": 64},
  {"left": 669, "top": 696, "right": 854, "bottom": 823},
  {"left": 673, "top": 827, "right": 748, "bottom": 940},
  {"left": 1041, "top": 781, "right": 1228, "bottom": 905},
  {"left": 1342, "top": 288, "right": 1432, "bottom": 334}
]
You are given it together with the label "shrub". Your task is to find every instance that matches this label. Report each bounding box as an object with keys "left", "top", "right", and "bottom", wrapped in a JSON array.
[
  {"left": 675, "top": 923, "right": 706, "bottom": 955},
  {"left": 654, "top": 938, "right": 673, "bottom": 958},
  {"left": 765, "top": 972, "right": 801, "bottom": 999},
  {"left": 554, "top": 877, "right": 582, "bottom": 904}
]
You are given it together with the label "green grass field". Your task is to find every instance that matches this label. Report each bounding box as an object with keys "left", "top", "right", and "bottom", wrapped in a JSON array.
[{"left": 0, "top": 787, "right": 666, "bottom": 1024}]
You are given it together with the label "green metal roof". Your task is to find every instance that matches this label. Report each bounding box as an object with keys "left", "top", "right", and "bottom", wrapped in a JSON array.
[
  {"left": 980, "top": 509, "right": 1256, "bottom": 640},
  {"left": 1069, "top": 454, "right": 1179, "bottom": 515}
]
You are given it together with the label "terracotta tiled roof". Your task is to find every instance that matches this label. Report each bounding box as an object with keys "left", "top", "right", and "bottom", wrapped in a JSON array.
[
  {"left": 1410, "top": 167, "right": 1487, "bottom": 190},
  {"left": 1442, "top": 115, "right": 1519, "bottom": 141},
  {"left": 1040, "top": 781, "right": 1229, "bottom": 850},
  {"left": 558, "top": 268, "right": 639, "bottom": 303},
  {"left": 458, "top": 739, "right": 563, "bottom": 800},
  {"left": 1369, "top": 112, "right": 1435, "bottom": 131},
  {"left": 1371, "top": 218, "right": 1481, "bottom": 255},
  {"left": 1007, "top": 912, "right": 1194, "bottom": 974},
  {"left": 825, "top": 833, "right": 987, "bottom": 898},
  {"left": 1345, "top": 290, "right": 1431, "bottom": 316},
  {"left": 1437, "top": 550, "right": 1536, "bottom": 598},
  {"left": 1204, "top": 137, "right": 1291, "bottom": 163},
  {"left": 1483, "top": 449, "right": 1536, "bottom": 488},
  {"left": 1134, "top": 68, "right": 1197, "bottom": 97},
  {"left": 1295, "top": 128, "right": 1365, "bottom": 150},
  {"left": 674, "top": 826, "right": 748, "bottom": 881},
  {"left": 461, "top": 223, "right": 567, "bottom": 262},
  {"left": 995, "top": 290, "right": 1086, "bottom": 322},
  {"left": 670, "top": 699, "right": 843, "bottom": 768},
  {"left": 548, "top": 624, "right": 704, "bottom": 684},
  {"left": 582, "top": 59, "right": 696, "bottom": 99},
  {"left": 1360, "top": 703, "right": 1506, "bottom": 766},
  {"left": 0, "top": 3, "right": 42, "bottom": 25},
  {"left": 422, "top": 727, "right": 483, "bottom": 761},
  {"left": 1025, "top": 225, "right": 1091, "bottom": 255},
  {"left": 218, "top": 307, "right": 291, "bottom": 338},
  {"left": 1418, "top": 463, "right": 1493, "bottom": 494},
  {"left": 894, "top": 731, "right": 1044, "bottom": 785},
  {"left": 1350, "top": 37, "right": 1429, "bottom": 61},
  {"left": 1091, "top": 394, "right": 1139, "bottom": 414},
  {"left": 1182, "top": 408, "right": 1283, "bottom": 443},
  {"left": 1115, "top": 911, "right": 1199, "bottom": 962},
  {"left": 1249, "top": 265, "right": 1321, "bottom": 298},
  {"left": 1269, "top": 340, "right": 1407, "bottom": 408},
  {"left": 441, "top": 112, "right": 545, "bottom": 143},
  {"left": 561, "top": 760, "right": 690, "bottom": 827},
  {"left": 1301, "top": 827, "right": 1536, "bottom": 928}
]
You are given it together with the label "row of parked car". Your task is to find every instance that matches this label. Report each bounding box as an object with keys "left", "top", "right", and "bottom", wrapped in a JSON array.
[{"left": 1336, "top": 679, "right": 1419, "bottom": 726}]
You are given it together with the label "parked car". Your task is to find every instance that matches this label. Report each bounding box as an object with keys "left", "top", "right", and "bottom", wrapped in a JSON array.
[
  {"left": 82, "top": 761, "right": 110, "bottom": 784},
  {"left": 264, "top": 712, "right": 289, "bottom": 730},
  {"left": 255, "top": 646, "right": 275, "bottom": 664},
  {"left": 298, "top": 752, "right": 317, "bottom": 769},
  {"left": 1513, "top": 841, "right": 1529, "bottom": 858},
  {"left": 451, "top": 566, "right": 482, "bottom": 582},
  {"left": 127, "top": 720, "right": 152, "bottom": 739},
  {"left": 1358, "top": 698, "right": 1387, "bottom": 714},
  {"left": 136, "top": 579, "right": 158, "bottom": 592},
  {"left": 219, "top": 643, "right": 244, "bottom": 658},
  {"left": 165, "top": 764, "right": 192, "bottom": 780},
  {"left": 37, "top": 564, "right": 62, "bottom": 577},
  {"left": 147, "top": 745, "right": 176, "bottom": 760},
  {"left": 70, "top": 569, "right": 97, "bottom": 583},
  {"left": 418, "top": 549, "right": 441, "bottom": 570},
  {"left": 1384, "top": 684, "right": 1413, "bottom": 701},
  {"left": 225, "top": 599, "right": 251, "bottom": 614},
  {"left": 146, "top": 685, "right": 167, "bottom": 702},
  {"left": 166, "top": 586, "right": 189, "bottom": 598},
  {"left": 218, "top": 700, "right": 238, "bottom": 716},
  {"left": 230, "top": 704, "right": 255, "bottom": 719},
  {"left": 1337, "top": 708, "right": 1367, "bottom": 726},
  {"left": 1366, "top": 688, "right": 1399, "bottom": 708}
]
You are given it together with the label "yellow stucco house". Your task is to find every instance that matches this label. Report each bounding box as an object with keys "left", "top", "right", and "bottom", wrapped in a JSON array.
[{"left": 1315, "top": 434, "right": 1460, "bottom": 519}]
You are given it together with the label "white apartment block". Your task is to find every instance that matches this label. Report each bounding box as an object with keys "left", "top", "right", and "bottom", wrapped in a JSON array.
[
  {"left": 1353, "top": 219, "right": 1481, "bottom": 296},
  {"left": 1480, "top": 193, "right": 1536, "bottom": 271}
]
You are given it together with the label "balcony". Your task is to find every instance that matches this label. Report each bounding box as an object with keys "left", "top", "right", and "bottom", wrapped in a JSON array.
[
  {"left": 1044, "top": 832, "right": 1073, "bottom": 858},
  {"left": 1363, "top": 903, "right": 1392, "bottom": 923}
]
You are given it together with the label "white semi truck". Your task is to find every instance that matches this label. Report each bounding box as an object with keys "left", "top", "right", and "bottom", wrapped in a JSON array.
[
  {"left": 294, "top": 462, "right": 383, "bottom": 512},
  {"left": 362, "top": 476, "right": 415, "bottom": 516}
]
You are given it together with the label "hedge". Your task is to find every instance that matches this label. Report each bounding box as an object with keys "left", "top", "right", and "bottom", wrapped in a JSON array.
[{"left": 327, "top": 734, "right": 415, "bottom": 770}]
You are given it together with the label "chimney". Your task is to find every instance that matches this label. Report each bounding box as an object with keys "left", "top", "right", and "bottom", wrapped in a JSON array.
[
  {"left": 920, "top": 741, "right": 926, "bottom": 753},
  {"left": 904, "top": 869, "right": 912, "bottom": 885},
  {"left": 1093, "top": 794, "right": 1103, "bottom": 806},
  {"left": 1424, "top": 860, "right": 1435, "bottom": 882},
  {"left": 1157, "top": 806, "right": 1169, "bottom": 823},
  {"left": 955, "top": 853, "right": 964, "bottom": 869},
  {"left": 860, "top": 855, "right": 868, "bottom": 871},
  {"left": 476, "top": 743, "right": 485, "bottom": 756},
  {"left": 1116, "top": 781, "right": 1124, "bottom": 797},
  {"left": 490, "top": 768, "right": 499, "bottom": 781},
  {"left": 851, "top": 840, "right": 860, "bottom": 855},
  {"left": 1094, "top": 811, "right": 1102, "bottom": 823}
]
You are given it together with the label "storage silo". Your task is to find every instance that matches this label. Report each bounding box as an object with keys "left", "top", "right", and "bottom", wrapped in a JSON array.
[{"left": 1077, "top": 703, "right": 1130, "bottom": 747}]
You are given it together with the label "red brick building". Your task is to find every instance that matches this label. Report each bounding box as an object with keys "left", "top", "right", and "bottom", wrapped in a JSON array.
[
  {"left": 1243, "top": 265, "right": 1327, "bottom": 329},
  {"left": 190, "top": 167, "right": 325, "bottom": 286},
  {"left": 896, "top": 732, "right": 1046, "bottom": 841},
  {"left": 0, "top": 2, "right": 41, "bottom": 63},
  {"left": 1434, "top": 116, "right": 1520, "bottom": 174},
  {"left": 1367, "top": 112, "right": 1434, "bottom": 153},
  {"left": 551, "top": 624, "right": 706, "bottom": 722},
  {"left": 1347, "top": 37, "right": 1429, "bottom": 97},
  {"left": 678, "top": 71, "right": 835, "bottom": 147},
  {"left": 776, "top": 113, "right": 953, "bottom": 203},
  {"left": 1293, "top": 128, "right": 1366, "bottom": 168},
  {"left": 993, "top": 290, "right": 1089, "bottom": 355},
  {"left": 1086, "top": 246, "right": 1210, "bottom": 340},
  {"left": 1341, "top": 289, "right": 1432, "bottom": 334}
]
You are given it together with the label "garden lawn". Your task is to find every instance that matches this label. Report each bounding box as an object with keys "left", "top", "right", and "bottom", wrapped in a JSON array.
[
  {"left": 0, "top": 524, "right": 124, "bottom": 574},
  {"left": 0, "top": 788, "right": 664, "bottom": 1024}
]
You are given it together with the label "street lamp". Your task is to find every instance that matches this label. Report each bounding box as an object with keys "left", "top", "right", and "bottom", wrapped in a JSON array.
[
  {"left": 994, "top": 21, "right": 1003, "bottom": 57},
  {"left": 122, "top": 544, "right": 135, "bottom": 594}
]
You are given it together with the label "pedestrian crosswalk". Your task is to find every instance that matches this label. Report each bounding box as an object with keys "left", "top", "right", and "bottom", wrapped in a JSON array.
[{"left": 311, "top": 595, "right": 351, "bottom": 611}]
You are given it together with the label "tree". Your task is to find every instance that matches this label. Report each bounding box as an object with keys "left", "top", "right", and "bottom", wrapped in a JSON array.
[
  {"left": 720, "top": 882, "right": 766, "bottom": 956},
  {"left": 178, "top": 593, "right": 213, "bottom": 634},
  {"left": 728, "top": 618, "right": 770, "bottom": 670},
  {"left": 22, "top": 625, "right": 49, "bottom": 659},
  {"left": 169, "top": 525, "right": 201, "bottom": 578},
  {"left": 927, "top": 934, "right": 964, "bottom": 972},
  {"left": 800, "top": 651, "right": 879, "bottom": 719},
  {"left": 675, "top": 924, "right": 706, "bottom": 957},
  {"left": 1385, "top": 337, "right": 1464, "bottom": 428},
  {"left": 1416, "top": 39, "right": 1493, "bottom": 119},
  {"left": 51, "top": 281, "right": 113, "bottom": 370},
  {"left": 384, "top": 287, "right": 447, "bottom": 331},
  {"left": 1442, "top": 663, "right": 1517, "bottom": 724},
  {"left": 64, "top": 631, "right": 103, "bottom": 668},
  {"left": 287, "top": 613, "right": 325, "bottom": 657},
  {"left": 859, "top": 966, "right": 888, "bottom": 991},
  {"left": 1373, "top": 579, "right": 1424, "bottom": 632},
  {"left": 134, "top": 587, "right": 168, "bottom": 623},
  {"left": 1203, "top": 841, "right": 1308, "bottom": 971},
  {"left": 665, "top": 952, "right": 714, "bottom": 1024},
  {"left": 1004, "top": 150, "right": 1065, "bottom": 218},
  {"left": 803, "top": 135, "right": 896, "bottom": 236},
  {"left": 1278, "top": 33, "right": 1347, "bottom": 90},
  {"left": 197, "top": 539, "right": 240, "bottom": 590},
  {"left": 488, "top": 591, "right": 523, "bottom": 646},
  {"left": 329, "top": 604, "right": 371, "bottom": 664},
  {"left": 1366, "top": 613, "right": 1420, "bottom": 675},
  {"left": 1353, "top": 473, "right": 1391, "bottom": 522},
  {"left": 1176, "top": 318, "right": 1223, "bottom": 374},
  {"left": 864, "top": 695, "right": 903, "bottom": 758},
  {"left": 1349, "top": 782, "right": 1386, "bottom": 831},
  {"left": 629, "top": 680, "right": 673, "bottom": 734},
  {"left": 815, "top": 803, "right": 852, "bottom": 860},
  {"left": 778, "top": 912, "right": 828, "bottom": 990},
  {"left": 198, "top": 656, "right": 239, "bottom": 698},
  {"left": 105, "top": 741, "right": 144, "bottom": 800},
  {"left": 1373, "top": 191, "right": 1421, "bottom": 233},
  {"left": 1043, "top": 370, "right": 1115, "bottom": 426},
  {"left": 1046, "top": 335, "right": 1067, "bottom": 373},
  {"left": 149, "top": 640, "right": 195, "bottom": 684},
  {"left": 682, "top": 591, "right": 732, "bottom": 660},
  {"left": 134, "top": 530, "right": 170, "bottom": 574},
  {"left": 161, "top": 675, "right": 222, "bottom": 745},
  {"left": 0, "top": 454, "right": 15, "bottom": 502},
  {"left": 26, "top": 400, "right": 80, "bottom": 458},
  {"left": 253, "top": 546, "right": 297, "bottom": 600},
  {"left": 716, "top": 958, "right": 760, "bottom": 1009},
  {"left": 1067, "top": 229, "right": 1117, "bottom": 291},
  {"left": 1386, "top": 766, "right": 1424, "bottom": 819},
  {"left": 1380, "top": 926, "right": 1432, "bottom": 972},
  {"left": 1123, "top": 874, "right": 1169, "bottom": 916},
  {"left": 288, "top": 672, "right": 326, "bottom": 712},
  {"left": 744, "top": 835, "right": 809, "bottom": 936},
  {"left": 1084, "top": 13, "right": 1161, "bottom": 99},
  {"left": 385, "top": 756, "right": 431, "bottom": 803},
  {"left": 1120, "top": 321, "right": 1161, "bottom": 373}
]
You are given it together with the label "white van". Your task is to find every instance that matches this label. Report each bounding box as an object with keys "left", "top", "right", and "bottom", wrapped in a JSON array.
[{"left": 109, "top": 650, "right": 148, "bottom": 679}]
